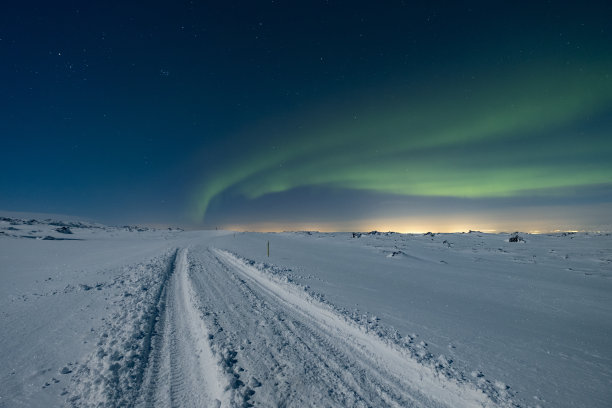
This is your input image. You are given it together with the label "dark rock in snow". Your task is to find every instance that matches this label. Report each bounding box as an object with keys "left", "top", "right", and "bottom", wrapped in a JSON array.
[
  {"left": 509, "top": 233, "right": 525, "bottom": 243},
  {"left": 55, "top": 226, "right": 73, "bottom": 234}
]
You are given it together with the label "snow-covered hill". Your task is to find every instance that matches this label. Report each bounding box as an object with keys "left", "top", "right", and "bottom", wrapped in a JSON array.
[{"left": 1, "top": 217, "right": 610, "bottom": 407}]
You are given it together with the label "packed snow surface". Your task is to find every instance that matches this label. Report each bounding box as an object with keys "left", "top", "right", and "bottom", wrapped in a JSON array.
[{"left": 1, "top": 217, "right": 611, "bottom": 407}]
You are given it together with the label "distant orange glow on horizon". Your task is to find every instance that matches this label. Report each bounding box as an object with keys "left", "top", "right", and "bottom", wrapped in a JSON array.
[
  {"left": 222, "top": 217, "right": 592, "bottom": 234},
  {"left": 216, "top": 203, "right": 612, "bottom": 234}
]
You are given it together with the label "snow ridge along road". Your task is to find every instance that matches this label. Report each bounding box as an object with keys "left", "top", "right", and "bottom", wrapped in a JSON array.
[{"left": 136, "top": 248, "right": 226, "bottom": 408}]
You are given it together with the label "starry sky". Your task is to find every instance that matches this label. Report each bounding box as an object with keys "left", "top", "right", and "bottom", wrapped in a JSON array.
[{"left": 1, "top": 1, "right": 611, "bottom": 232}]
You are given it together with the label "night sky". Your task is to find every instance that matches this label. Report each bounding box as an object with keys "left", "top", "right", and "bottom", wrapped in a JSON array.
[{"left": 2, "top": 1, "right": 611, "bottom": 232}]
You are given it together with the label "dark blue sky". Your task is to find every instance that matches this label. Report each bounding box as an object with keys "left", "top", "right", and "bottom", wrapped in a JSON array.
[{"left": 1, "top": 1, "right": 611, "bottom": 231}]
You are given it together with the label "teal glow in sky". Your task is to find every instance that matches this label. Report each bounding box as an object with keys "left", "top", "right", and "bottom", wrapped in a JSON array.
[{"left": 2, "top": 1, "right": 611, "bottom": 231}]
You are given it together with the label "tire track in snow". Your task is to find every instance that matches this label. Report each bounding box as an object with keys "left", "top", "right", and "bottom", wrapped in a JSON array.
[
  {"left": 211, "top": 248, "right": 499, "bottom": 408},
  {"left": 136, "top": 248, "right": 226, "bottom": 408}
]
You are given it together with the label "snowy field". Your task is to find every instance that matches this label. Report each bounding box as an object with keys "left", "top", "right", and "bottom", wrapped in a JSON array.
[{"left": 1, "top": 216, "right": 611, "bottom": 407}]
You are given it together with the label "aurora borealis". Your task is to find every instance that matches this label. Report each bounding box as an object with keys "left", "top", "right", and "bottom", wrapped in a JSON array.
[
  {"left": 2, "top": 1, "right": 611, "bottom": 231},
  {"left": 194, "top": 64, "right": 612, "bottom": 219}
]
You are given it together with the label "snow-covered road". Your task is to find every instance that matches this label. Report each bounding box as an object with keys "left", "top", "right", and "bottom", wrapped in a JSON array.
[{"left": 60, "top": 242, "right": 501, "bottom": 407}]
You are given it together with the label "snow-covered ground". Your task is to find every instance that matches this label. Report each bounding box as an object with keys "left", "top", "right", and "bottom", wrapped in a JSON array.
[{"left": 1, "top": 216, "right": 611, "bottom": 407}]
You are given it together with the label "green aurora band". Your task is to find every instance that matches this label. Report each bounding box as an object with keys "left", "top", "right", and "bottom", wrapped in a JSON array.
[{"left": 192, "top": 63, "right": 612, "bottom": 222}]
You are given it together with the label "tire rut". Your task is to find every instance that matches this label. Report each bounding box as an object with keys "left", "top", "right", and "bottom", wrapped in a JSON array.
[{"left": 136, "top": 248, "right": 225, "bottom": 408}]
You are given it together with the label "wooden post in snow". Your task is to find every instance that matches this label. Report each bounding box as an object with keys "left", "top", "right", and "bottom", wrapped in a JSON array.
[{"left": 267, "top": 240, "right": 270, "bottom": 257}]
